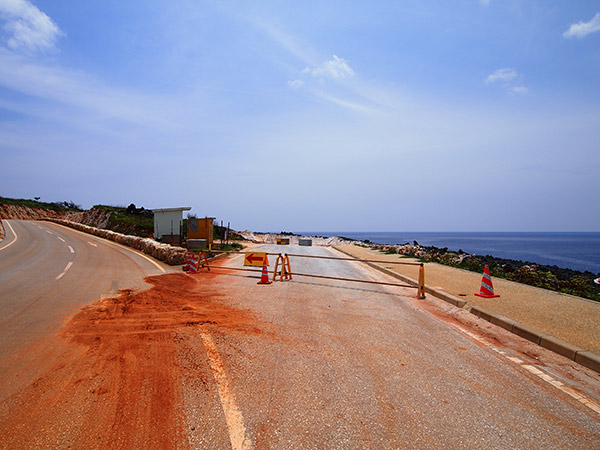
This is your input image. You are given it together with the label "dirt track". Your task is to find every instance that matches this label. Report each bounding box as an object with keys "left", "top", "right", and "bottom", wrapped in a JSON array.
[{"left": 0, "top": 271, "right": 262, "bottom": 448}]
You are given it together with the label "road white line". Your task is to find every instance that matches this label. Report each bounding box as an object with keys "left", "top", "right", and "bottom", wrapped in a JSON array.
[
  {"left": 522, "top": 365, "right": 600, "bottom": 415},
  {"left": 0, "top": 221, "right": 18, "bottom": 252},
  {"left": 56, "top": 261, "right": 73, "bottom": 280},
  {"left": 88, "top": 241, "right": 97, "bottom": 247},
  {"left": 58, "top": 236, "right": 66, "bottom": 242},
  {"left": 68, "top": 246, "right": 74, "bottom": 254},
  {"left": 201, "top": 332, "right": 253, "bottom": 450},
  {"left": 46, "top": 230, "right": 53, "bottom": 235},
  {"left": 451, "top": 323, "right": 600, "bottom": 416},
  {"left": 50, "top": 224, "right": 165, "bottom": 273}
]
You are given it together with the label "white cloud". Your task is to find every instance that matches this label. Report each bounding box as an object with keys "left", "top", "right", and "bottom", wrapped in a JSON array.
[
  {"left": 310, "top": 89, "right": 378, "bottom": 114},
  {"left": 0, "top": 0, "right": 61, "bottom": 52},
  {"left": 563, "top": 12, "right": 600, "bottom": 39},
  {"left": 303, "top": 55, "right": 354, "bottom": 79},
  {"left": 485, "top": 68, "right": 517, "bottom": 84},
  {"left": 479, "top": 0, "right": 491, "bottom": 6},
  {"left": 509, "top": 86, "right": 529, "bottom": 95},
  {"left": 287, "top": 79, "right": 304, "bottom": 89},
  {"left": 0, "top": 48, "right": 185, "bottom": 129},
  {"left": 485, "top": 68, "right": 529, "bottom": 95}
]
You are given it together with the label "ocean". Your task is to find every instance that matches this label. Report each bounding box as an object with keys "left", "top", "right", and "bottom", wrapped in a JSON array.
[{"left": 297, "top": 232, "right": 600, "bottom": 274}]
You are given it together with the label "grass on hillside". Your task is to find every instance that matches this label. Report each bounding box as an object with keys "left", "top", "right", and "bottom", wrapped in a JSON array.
[
  {"left": 94, "top": 204, "right": 154, "bottom": 238},
  {"left": 0, "top": 196, "right": 82, "bottom": 211}
]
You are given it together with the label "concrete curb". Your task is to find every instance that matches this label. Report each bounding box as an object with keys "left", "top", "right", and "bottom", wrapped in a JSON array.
[{"left": 333, "top": 246, "right": 600, "bottom": 374}]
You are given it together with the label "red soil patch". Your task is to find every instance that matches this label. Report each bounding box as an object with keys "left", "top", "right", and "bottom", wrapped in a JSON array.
[{"left": 0, "top": 272, "right": 261, "bottom": 449}]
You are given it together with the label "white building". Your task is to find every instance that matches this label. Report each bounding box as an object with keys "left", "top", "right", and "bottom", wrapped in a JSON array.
[{"left": 152, "top": 207, "right": 191, "bottom": 242}]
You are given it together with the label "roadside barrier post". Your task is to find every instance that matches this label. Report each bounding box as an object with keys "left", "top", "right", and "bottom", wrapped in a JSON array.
[
  {"left": 284, "top": 254, "right": 293, "bottom": 280},
  {"left": 273, "top": 254, "right": 293, "bottom": 282},
  {"left": 199, "top": 251, "right": 210, "bottom": 272},
  {"left": 418, "top": 264, "right": 426, "bottom": 299}
]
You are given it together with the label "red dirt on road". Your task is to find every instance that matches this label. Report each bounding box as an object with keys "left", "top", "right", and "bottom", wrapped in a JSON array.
[{"left": 0, "top": 271, "right": 262, "bottom": 449}]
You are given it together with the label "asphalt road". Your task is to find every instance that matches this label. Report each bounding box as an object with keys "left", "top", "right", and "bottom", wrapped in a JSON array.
[
  {"left": 1, "top": 227, "right": 599, "bottom": 448},
  {"left": 0, "top": 219, "right": 171, "bottom": 399}
]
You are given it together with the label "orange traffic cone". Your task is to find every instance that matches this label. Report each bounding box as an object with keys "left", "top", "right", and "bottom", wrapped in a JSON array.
[
  {"left": 257, "top": 262, "right": 272, "bottom": 285},
  {"left": 474, "top": 264, "right": 500, "bottom": 298}
]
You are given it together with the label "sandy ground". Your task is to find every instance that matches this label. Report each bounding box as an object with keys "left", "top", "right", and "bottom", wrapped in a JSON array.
[{"left": 335, "top": 244, "right": 600, "bottom": 354}]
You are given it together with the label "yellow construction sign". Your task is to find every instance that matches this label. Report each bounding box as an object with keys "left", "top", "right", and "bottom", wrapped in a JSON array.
[{"left": 244, "top": 252, "right": 268, "bottom": 267}]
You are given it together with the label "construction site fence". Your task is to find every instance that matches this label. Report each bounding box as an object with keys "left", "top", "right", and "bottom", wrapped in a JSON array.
[
  {"left": 204, "top": 249, "right": 422, "bottom": 266},
  {"left": 200, "top": 250, "right": 426, "bottom": 298},
  {"left": 205, "top": 265, "right": 415, "bottom": 289}
]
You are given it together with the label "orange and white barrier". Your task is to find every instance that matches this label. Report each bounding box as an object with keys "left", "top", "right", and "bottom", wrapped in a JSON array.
[
  {"left": 474, "top": 264, "right": 500, "bottom": 298},
  {"left": 183, "top": 252, "right": 200, "bottom": 273}
]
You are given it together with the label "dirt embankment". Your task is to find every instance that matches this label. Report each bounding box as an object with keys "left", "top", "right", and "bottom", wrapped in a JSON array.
[
  {"left": 0, "top": 204, "right": 112, "bottom": 228},
  {"left": 0, "top": 204, "right": 86, "bottom": 222},
  {"left": 0, "top": 271, "right": 264, "bottom": 448}
]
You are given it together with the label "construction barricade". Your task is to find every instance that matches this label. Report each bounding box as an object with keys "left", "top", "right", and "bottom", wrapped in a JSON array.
[
  {"left": 194, "top": 249, "right": 426, "bottom": 299},
  {"left": 183, "top": 251, "right": 210, "bottom": 273}
]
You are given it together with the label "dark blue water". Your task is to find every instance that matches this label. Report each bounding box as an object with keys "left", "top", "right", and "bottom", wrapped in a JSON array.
[{"left": 297, "top": 232, "right": 600, "bottom": 274}]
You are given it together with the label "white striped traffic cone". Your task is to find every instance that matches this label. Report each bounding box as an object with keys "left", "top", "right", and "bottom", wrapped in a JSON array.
[
  {"left": 184, "top": 253, "right": 199, "bottom": 273},
  {"left": 474, "top": 264, "right": 500, "bottom": 298}
]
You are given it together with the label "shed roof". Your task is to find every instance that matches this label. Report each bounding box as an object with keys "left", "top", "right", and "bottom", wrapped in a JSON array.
[{"left": 151, "top": 207, "right": 192, "bottom": 213}]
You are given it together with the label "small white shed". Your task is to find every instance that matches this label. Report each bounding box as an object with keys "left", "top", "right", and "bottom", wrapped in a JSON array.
[{"left": 152, "top": 207, "right": 191, "bottom": 241}]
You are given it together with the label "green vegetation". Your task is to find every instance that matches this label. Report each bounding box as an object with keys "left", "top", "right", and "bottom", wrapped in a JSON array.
[
  {"left": 94, "top": 204, "right": 154, "bottom": 238},
  {"left": 223, "top": 242, "right": 243, "bottom": 251},
  {"left": 189, "top": 243, "right": 243, "bottom": 253},
  {"left": 0, "top": 196, "right": 82, "bottom": 211}
]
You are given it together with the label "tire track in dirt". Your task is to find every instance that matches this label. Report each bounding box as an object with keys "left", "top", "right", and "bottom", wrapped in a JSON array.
[{"left": 0, "top": 271, "right": 264, "bottom": 448}]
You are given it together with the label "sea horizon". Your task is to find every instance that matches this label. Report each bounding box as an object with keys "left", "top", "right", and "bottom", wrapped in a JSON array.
[{"left": 293, "top": 231, "right": 600, "bottom": 274}]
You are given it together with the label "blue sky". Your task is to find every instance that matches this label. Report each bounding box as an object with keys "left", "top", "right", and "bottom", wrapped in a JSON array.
[{"left": 1, "top": 1, "right": 599, "bottom": 232}]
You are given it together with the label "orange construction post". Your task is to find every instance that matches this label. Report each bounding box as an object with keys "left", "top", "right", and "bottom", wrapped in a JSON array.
[{"left": 418, "top": 264, "right": 426, "bottom": 299}]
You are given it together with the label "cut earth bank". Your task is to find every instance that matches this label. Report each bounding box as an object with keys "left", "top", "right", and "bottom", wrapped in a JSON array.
[{"left": 335, "top": 244, "right": 600, "bottom": 358}]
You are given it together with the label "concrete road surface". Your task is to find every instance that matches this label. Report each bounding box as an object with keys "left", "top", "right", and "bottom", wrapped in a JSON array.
[
  {"left": 0, "top": 219, "right": 172, "bottom": 399},
  {"left": 184, "top": 244, "right": 600, "bottom": 449}
]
